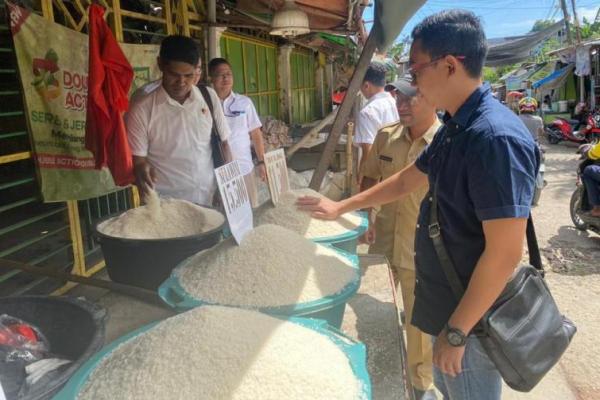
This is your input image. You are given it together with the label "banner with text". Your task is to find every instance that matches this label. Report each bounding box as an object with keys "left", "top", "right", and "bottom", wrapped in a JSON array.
[
  {"left": 8, "top": 2, "right": 160, "bottom": 201},
  {"left": 215, "top": 161, "right": 253, "bottom": 245},
  {"left": 264, "top": 148, "right": 290, "bottom": 205}
]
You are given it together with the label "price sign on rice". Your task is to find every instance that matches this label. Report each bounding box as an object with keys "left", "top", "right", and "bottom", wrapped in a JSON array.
[
  {"left": 264, "top": 148, "right": 291, "bottom": 205},
  {"left": 215, "top": 161, "right": 253, "bottom": 244}
]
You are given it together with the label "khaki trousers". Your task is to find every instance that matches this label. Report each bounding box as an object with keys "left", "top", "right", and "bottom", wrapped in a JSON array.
[{"left": 393, "top": 266, "right": 434, "bottom": 391}]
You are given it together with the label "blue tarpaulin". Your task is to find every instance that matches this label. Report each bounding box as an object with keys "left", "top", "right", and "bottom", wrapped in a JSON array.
[{"left": 532, "top": 64, "right": 574, "bottom": 90}]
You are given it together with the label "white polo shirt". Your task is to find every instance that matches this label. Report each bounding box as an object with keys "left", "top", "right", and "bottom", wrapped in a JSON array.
[
  {"left": 354, "top": 91, "right": 399, "bottom": 145},
  {"left": 126, "top": 84, "right": 230, "bottom": 205},
  {"left": 221, "top": 92, "right": 262, "bottom": 175}
]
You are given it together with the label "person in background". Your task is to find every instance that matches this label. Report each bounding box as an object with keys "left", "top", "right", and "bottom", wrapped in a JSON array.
[
  {"left": 298, "top": 10, "right": 539, "bottom": 400},
  {"left": 361, "top": 76, "right": 441, "bottom": 400},
  {"left": 208, "top": 58, "right": 266, "bottom": 208},
  {"left": 579, "top": 142, "right": 600, "bottom": 217},
  {"left": 126, "top": 35, "right": 231, "bottom": 205},
  {"left": 354, "top": 62, "right": 399, "bottom": 182},
  {"left": 517, "top": 97, "right": 544, "bottom": 142}
]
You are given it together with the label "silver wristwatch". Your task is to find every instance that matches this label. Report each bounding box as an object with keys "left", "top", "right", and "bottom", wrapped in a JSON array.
[{"left": 445, "top": 323, "right": 467, "bottom": 347}]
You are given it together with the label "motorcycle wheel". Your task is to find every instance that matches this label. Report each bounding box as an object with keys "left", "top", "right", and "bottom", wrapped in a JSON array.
[
  {"left": 570, "top": 186, "right": 588, "bottom": 231},
  {"left": 546, "top": 128, "right": 561, "bottom": 144}
]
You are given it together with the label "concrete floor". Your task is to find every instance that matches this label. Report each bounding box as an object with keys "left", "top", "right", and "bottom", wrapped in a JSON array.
[{"left": 67, "top": 254, "right": 409, "bottom": 400}]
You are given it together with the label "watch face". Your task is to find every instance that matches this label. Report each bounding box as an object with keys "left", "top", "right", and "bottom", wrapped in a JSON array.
[{"left": 447, "top": 331, "right": 464, "bottom": 346}]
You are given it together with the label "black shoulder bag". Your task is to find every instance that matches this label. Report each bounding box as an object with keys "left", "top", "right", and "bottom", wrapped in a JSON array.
[
  {"left": 198, "top": 85, "right": 225, "bottom": 168},
  {"left": 428, "top": 182, "right": 576, "bottom": 392}
]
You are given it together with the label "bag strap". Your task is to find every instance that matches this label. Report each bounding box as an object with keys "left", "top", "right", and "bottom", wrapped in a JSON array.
[
  {"left": 198, "top": 85, "right": 220, "bottom": 141},
  {"left": 428, "top": 178, "right": 544, "bottom": 301}
]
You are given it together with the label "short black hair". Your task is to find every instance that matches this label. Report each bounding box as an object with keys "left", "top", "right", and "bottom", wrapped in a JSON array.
[
  {"left": 159, "top": 35, "right": 200, "bottom": 66},
  {"left": 208, "top": 58, "right": 231, "bottom": 77},
  {"left": 363, "top": 62, "right": 387, "bottom": 87},
  {"left": 411, "top": 10, "right": 488, "bottom": 78}
]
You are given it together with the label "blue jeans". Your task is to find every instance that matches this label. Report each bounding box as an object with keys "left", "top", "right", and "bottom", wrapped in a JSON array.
[
  {"left": 582, "top": 165, "right": 600, "bottom": 207},
  {"left": 432, "top": 336, "right": 502, "bottom": 400}
]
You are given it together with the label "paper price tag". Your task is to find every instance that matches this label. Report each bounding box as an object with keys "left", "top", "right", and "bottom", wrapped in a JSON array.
[
  {"left": 264, "top": 148, "right": 291, "bottom": 205},
  {"left": 215, "top": 160, "right": 253, "bottom": 244}
]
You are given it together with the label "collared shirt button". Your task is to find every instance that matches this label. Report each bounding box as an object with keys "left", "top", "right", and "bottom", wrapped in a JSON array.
[
  {"left": 416, "top": 223, "right": 420, "bottom": 228},
  {"left": 446, "top": 138, "right": 451, "bottom": 143}
]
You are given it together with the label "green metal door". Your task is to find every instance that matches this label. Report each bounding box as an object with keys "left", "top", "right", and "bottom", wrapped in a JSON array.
[
  {"left": 220, "top": 33, "right": 279, "bottom": 118},
  {"left": 291, "top": 49, "right": 318, "bottom": 124}
]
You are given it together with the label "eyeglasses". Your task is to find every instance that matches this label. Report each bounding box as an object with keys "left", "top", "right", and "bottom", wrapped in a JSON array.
[
  {"left": 394, "top": 92, "right": 415, "bottom": 106},
  {"left": 408, "top": 55, "right": 466, "bottom": 82},
  {"left": 213, "top": 72, "right": 233, "bottom": 80}
]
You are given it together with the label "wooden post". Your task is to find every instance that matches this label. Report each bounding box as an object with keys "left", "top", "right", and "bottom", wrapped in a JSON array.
[
  {"left": 559, "top": 0, "right": 573, "bottom": 45},
  {"left": 309, "top": 26, "right": 379, "bottom": 190},
  {"left": 345, "top": 122, "right": 354, "bottom": 194}
]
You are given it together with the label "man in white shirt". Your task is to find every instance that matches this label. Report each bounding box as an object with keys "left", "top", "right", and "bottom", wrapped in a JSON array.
[
  {"left": 208, "top": 57, "right": 266, "bottom": 208},
  {"left": 126, "top": 35, "right": 231, "bottom": 206},
  {"left": 355, "top": 62, "right": 400, "bottom": 181}
]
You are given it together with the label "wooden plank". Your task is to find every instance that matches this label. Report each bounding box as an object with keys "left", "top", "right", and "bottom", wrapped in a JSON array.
[{"left": 309, "top": 26, "right": 378, "bottom": 190}]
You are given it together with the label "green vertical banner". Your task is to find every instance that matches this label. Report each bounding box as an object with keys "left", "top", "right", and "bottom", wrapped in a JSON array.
[{"left": 7, "top": 2, "right": 160, "bottom": 202}]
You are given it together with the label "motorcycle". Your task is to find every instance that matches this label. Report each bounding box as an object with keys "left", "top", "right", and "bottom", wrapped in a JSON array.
[
  {"left": 546, "top": 110, "right": 600, "bottom": 145},
  {"left": 569, "top": 158, "right": 600, "bottom": 234}
]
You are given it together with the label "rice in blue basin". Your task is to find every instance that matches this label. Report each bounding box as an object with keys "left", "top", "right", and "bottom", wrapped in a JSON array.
[
  {"left": 57, "top": 306, "right": 370, "bottom": 400},
  {"left": 159, "top": 224, "right": 360, "bottom": 327}
]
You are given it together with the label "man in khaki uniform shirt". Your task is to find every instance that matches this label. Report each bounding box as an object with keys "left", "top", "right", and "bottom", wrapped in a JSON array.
[{"left": 360, "top": 77, "right": 441, "bottom": 400}]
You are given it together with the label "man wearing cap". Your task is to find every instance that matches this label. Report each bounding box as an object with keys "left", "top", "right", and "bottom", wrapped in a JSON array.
[{"left": 360, "top": 77, "right": 441, "bottom": 400}]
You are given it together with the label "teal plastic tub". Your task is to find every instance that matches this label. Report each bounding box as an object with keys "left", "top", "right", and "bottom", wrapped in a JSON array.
[
  {"left": 310, "top": 211, "right": 369, "bottom": 255},
  {"left": 52, "top": 316, "right": 371, "bottom": 400},
  {"left": 158, "top": 248, "right": 361, "bottom": 329}
]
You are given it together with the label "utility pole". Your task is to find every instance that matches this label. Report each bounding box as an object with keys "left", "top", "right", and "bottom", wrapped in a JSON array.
[
  {"left": 570, "top": 0, "right": 582, "bottom": 43},
  {"left": 570, "top": 0, "right": 586, "bottom": 102},
  {"left": 559, "top": 0, "right": 573, "bottom": 44}
]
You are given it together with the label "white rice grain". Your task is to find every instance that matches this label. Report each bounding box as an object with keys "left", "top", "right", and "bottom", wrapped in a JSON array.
[
  {"left": 98, "top": 194, "right": 224, "bottom": 240},
  {"left": 78, "top": 306, "right": 364, "bottom": 400},
  {"left": 255, "top": 188, "right": 362, "bottom": 238},
  {"left": 176, "top": 224, "right": 356, "bottom": 307}
]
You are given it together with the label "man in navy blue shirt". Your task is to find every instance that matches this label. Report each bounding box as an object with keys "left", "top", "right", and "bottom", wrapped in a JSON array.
[{"left": 298, "top": 10, "right": 539, "bottom": 400}]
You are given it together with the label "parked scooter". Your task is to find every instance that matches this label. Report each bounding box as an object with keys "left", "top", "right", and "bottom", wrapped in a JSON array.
[
  {"left": 570, "top": 158, "right": 600, "bottom": 234},
  {"left": 546, "top": 109, "right": 600, "bottom": 145}
]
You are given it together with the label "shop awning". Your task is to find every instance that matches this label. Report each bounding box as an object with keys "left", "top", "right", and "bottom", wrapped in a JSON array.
[
  {"left": 372, "top": 0, "right": 426, "bottom": 51},
  {"left": 532, "top": 64, "right": 574, "bottom": 91},
  {"left": 485, "top": 20, "right": 564, "bottom": 67}
]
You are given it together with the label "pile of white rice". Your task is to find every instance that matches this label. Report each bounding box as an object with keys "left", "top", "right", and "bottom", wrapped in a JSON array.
[
  {"left": 97, "top": 191, "right": 224, "bottom": 240},
  {"left": 77, "top": 306, "right": 364, "bottom": 400},
  {"left": 176, "top": 224, "right": 356, "bottom": 307},
  {"left": 255, "top": 188, "right": 362, "bottom": 238}
]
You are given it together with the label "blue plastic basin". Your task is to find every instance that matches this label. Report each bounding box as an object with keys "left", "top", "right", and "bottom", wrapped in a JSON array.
[
  {"left": 310, "top": 211, "right": 368, "bottom": 255},
  {"left": 52, "top": 315, "right": 371, "bottom": 400},
  {"left": 158, "top": 247, "right": 361, "bottom": 329}
]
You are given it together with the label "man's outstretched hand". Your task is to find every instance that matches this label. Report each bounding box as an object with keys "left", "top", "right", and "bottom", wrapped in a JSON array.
[{"left": 296, "top": 196, "right": 343, "bottom": 220}]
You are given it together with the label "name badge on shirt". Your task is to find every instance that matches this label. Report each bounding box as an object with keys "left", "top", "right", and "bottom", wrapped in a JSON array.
[{"left": 379, "top": 155, "right": 393, "bottom": 162}]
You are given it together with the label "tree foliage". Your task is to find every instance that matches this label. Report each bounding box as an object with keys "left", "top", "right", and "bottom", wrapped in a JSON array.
[{"left": 531, "top": 19, "right": 556, "bottom": 33}]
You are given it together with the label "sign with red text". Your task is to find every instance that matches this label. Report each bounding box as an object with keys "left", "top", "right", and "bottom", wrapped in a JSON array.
[
  {"left": 264, "top": 148, "right": 290, "bottom": 205},
  {"left": 215, "top": 161, "right": 253, "bottom": 244},
  {"left": 8, "top": 2, "right": 159, "bottom": 201}
]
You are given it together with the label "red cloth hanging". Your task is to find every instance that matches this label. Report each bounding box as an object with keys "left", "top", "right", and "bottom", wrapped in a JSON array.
[{"left": 85, "top": 4, "right": 134, "bottom": 186}]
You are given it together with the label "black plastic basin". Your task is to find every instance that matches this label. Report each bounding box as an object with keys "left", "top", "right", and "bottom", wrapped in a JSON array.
[
  {"left": 95, "top": 213, "right": 224, "bottom": 290},
  {"left": 0, "top": 296, "right": 106, "bottom": 400}
]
